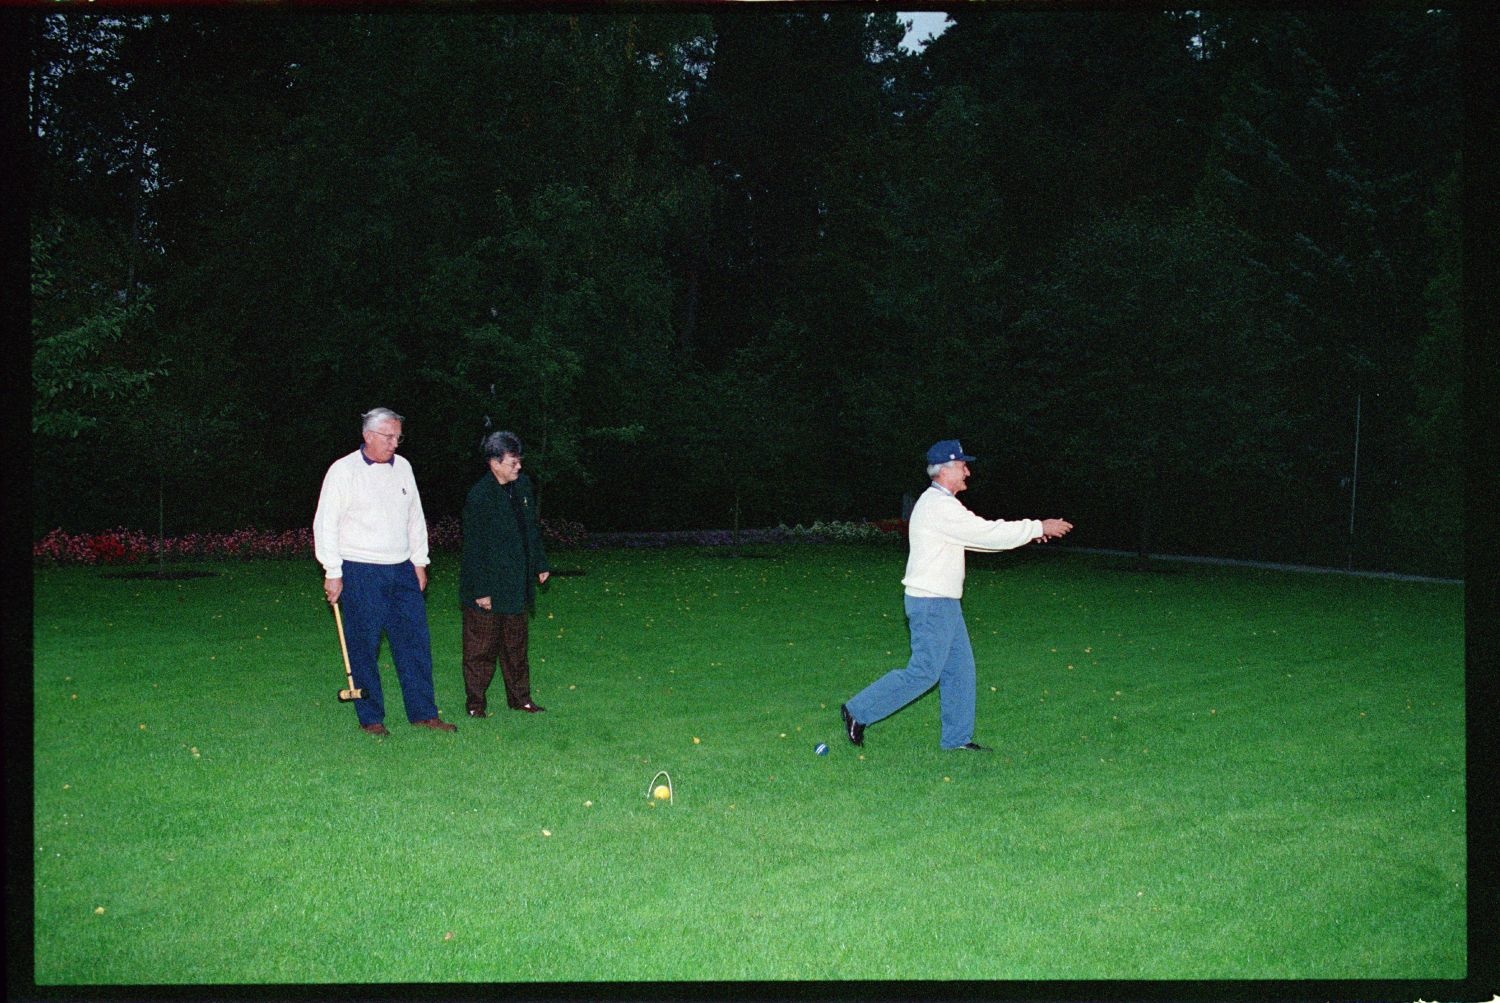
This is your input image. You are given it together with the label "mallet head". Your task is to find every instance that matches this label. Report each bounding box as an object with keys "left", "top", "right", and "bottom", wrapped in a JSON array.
[{"left": 338, "top": 687, "right": 365, "bottom": 702}]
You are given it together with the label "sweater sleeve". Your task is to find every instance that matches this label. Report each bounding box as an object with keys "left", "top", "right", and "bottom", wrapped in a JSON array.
[
  {"left": 406, "top": 464, "right": 430, "bottom": 568},
  {"left": 459, "top": 486, "right": 494, "bottom": 602},
  {"left": 933, "top": 495, "right": 1041, "bottom": 553},
  {"left": 312, "top": 461, "right": 347, "bottom": 578}
]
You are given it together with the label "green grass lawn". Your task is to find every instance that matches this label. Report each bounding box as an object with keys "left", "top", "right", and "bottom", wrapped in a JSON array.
[{"left": 31, "top": 544, "right": 1466, "bottom": 984}]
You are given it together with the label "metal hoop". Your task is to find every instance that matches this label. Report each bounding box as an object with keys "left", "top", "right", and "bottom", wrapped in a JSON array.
[{"left": 646, "top": 770, "right": 673, "bottom": 805}]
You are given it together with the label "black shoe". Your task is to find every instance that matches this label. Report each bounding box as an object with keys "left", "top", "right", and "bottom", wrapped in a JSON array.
[
  {"left": 467, "top": 708, "right": 489, "bottom": 718},
  {"left": 515, "top": 701, "right": 546, "bottom": 713},
  {"left": 951, "top": 741, "right": 991, "bottom": 752},
  {"left": 840, "top": 703, "right": 865, "bottom": 746}
]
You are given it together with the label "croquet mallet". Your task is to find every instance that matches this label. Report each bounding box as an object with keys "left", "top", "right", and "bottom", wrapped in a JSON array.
[{"left": 332, "top": 601, "right": 365, "bottom": 701}]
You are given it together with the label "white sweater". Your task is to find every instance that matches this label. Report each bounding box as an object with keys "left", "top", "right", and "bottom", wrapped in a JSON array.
[
  {"left": 902, "top": 485, "right": 1042, "bottom": 599},
  {"left": 313, "top": 449, "right": 430, "bottom": 578}
]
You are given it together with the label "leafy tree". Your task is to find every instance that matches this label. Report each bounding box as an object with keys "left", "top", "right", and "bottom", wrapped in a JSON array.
[
  {"left": 919, "top": 11, "right": 1216, "bottom": 273},
  {"left": 1385, "top": 163, "right": 1461, "bottom": 575},
  {"left": 846, "top": 11, "right": 1234, "bottom": 523},
  {"left": 30, "top": 14, "right": 166, "bottom": 452},
  {"left": 31, "top": 212, "right": 162, "bottom": 440},
  {"left": 409, "top": 13, "right": 711, "bottom": 525},
  {"left": 672, "top": 10, "right": 918, "bottom": 522},
  {"left": 24, "top": 7, "right": 1461, "bottom": 574},
  {"left": 72, "top": 14, "right": 685, "bottom": 528},
  {"left": 1015, "top": 203, "right": 1292, "bottom": 562},
  {"left": 1196, "top": 10, "right": 1458, "bottom": 564},
  {"left": 681, "top": 9, "right": 907, "bottom": 367}
]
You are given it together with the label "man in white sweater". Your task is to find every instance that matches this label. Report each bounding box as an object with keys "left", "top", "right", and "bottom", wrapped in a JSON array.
[
  {"left": 841, "top": 440, "right": 1072, "bottom": 751},
  {"left": 314, "top": 408, "right": 455, "bottom": 736}
]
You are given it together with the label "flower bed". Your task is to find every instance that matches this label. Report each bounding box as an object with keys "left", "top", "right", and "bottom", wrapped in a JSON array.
[
  {"left": 34, "top": 518, "right": 899, "bottom": 566},
  {"left": 32, "top": 526, "right": 319, "bottom": 565}
]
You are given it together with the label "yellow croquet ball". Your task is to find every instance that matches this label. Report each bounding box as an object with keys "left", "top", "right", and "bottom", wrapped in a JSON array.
[{"left": 653, "top": 784, "right": 671, "bottom": 800}]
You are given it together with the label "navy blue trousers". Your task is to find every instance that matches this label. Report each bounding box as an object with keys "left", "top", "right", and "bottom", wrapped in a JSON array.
[{"left": 339, "top": 561, "right": 440, "bottom": 726}]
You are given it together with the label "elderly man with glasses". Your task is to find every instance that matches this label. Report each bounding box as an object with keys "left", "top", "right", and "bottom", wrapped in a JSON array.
[{"left": 314, "top": 407, "right": 456, "bottom": 736}]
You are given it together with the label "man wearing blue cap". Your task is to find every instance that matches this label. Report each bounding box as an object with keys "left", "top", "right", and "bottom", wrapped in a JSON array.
[{"left": 840, "top": 440, "right": 1072, "bottom": 751}]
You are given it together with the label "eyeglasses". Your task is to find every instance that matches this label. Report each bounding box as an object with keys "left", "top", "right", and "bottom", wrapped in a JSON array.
[{"left": 370, "top": 431, "right": 403, "bottom": 444}]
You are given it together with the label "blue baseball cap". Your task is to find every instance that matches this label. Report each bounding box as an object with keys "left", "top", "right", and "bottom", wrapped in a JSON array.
[{"left": 926, "top": 439, "right": 976, "bottom": 465}]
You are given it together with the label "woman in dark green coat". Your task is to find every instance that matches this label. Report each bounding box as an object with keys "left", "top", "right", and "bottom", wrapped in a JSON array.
[{"left": 458, "top": 431, "right": 551, "bottom": 717}]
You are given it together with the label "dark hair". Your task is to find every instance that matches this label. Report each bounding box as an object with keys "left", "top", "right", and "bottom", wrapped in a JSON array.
[{"left": 481, "top": 430, "right": 523, "bottom": 460}]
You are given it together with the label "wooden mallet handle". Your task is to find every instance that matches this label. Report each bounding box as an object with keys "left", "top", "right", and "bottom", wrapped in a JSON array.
[{"left": 333, "top": 601, "right": 363, "bottom": 700}]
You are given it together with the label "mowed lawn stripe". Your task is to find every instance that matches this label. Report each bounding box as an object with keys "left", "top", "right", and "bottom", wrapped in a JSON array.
[{"left": 33, "top": 546, "right": 1464, "bottom": 982}]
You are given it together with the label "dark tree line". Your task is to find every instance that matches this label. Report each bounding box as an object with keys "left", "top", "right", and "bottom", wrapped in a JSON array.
[{"left": 28, "top": 9, "right": 1461, "bottom": 575}]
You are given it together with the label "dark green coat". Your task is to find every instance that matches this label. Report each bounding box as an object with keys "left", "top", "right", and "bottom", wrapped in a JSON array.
[{"left": 458, "top": 472, "right": 550, "bottom": 615}]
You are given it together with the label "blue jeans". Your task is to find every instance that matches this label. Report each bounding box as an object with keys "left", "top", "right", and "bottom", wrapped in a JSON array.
[
  {"left": 339, "top": 560, "right": 440, "bottom": 726},
  {"left": 845, "top": 595, "right": 978, "bottom": 749}
]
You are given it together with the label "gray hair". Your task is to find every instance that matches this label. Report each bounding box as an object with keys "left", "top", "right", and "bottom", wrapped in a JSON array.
[
  {"left": 481, "top": 430, "right": 523, "bottom": 460},
  {"left": 362, "top": 407, "right": 404, "bottom": 431},
  {"left": 928, "top": 459, "right": 972, "bottom": 479}
]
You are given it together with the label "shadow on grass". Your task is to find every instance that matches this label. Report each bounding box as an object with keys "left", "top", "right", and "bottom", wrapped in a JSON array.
[{"left": 1103, "top": 558, "right": 1185, "bottom": 574}]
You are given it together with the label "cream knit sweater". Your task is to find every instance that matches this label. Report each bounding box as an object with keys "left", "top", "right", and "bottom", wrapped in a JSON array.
[
  {"left": 313, "top": 449, "right": 430, "bottom": 578},
  {"left": 901, "top": 485, "right": 1042, "bottom": 599}
]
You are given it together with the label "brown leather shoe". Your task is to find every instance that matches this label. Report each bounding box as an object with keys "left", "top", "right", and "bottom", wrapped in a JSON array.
[
  {"left": 360, "top": 723, "right": 390, "bottom": 736},
  {"left": 412, "top": 717, "right": 457, "bottom": 732}
]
